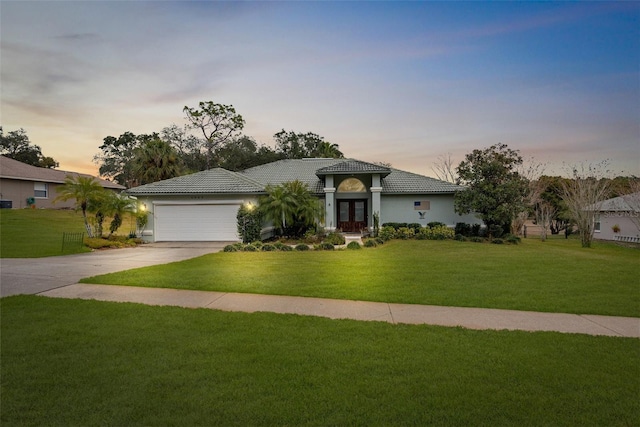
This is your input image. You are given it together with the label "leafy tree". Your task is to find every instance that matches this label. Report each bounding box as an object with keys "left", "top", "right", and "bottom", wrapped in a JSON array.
[
  {"left": 560, "top": 162, "right": 612, "bottom": 248},
  {"left": 259, "top": 180, "right": 321, "bottom": 237},
  {"left": 93, "top": 131, "right": 144, "bottom": 187},
  {"left": 217, "top": 135, "right": 283, "bottom": 171},
  {"left": 273, "top": 130, "right": 343, "bottom": 159},
  {"left": 454, "top": 143, "right": 528, "bottom": 236},
  {"left": 161, "top": 124, "right": 206, "bottom": 173},
  {"left": 0, "top": 127, "right": 58, "bottom": 168},
  {"left": 54, "top": 175, "right": 105, "bottom": 237},
  {"left": 131, "top": 138, "right": 183, "bottom": 185},
  {"left": 183, "top": 101, "right": 245, "bottom": 169}
]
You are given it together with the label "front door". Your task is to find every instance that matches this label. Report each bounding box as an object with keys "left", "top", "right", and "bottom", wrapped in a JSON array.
[{"left": 338, "top": 199, "right": 367, "bottom": 232}]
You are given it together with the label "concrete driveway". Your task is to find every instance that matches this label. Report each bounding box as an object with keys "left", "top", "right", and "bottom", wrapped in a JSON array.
[{"left": 0, "top": 242, "right": 229, "bottom": 297}]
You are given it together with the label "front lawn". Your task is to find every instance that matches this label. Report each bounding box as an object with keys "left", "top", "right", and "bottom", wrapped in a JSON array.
[
  {"left": 2, "top": 296, "right": 638, "bottom": 426},
  {"left": 83, "top": 239, "right": 640, "bottom": 317},
  {"left": 0, "top": 209, "right": 91, "bottom": 257},
  {"left": 0, "top": 209, "right": 140, "bottom": 257}
]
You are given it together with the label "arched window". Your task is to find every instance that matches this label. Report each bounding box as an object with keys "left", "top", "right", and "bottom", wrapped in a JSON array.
[{"left": 337, "top": 177, "right": 366, "bottom": 193}]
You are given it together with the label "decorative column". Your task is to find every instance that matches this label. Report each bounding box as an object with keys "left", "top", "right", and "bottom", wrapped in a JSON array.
[
  {"left": 370, "top": 174, "right": 382, "bottom": 231},
  {"left": 323, "top": 175, "right": 336, "bottom": 231}
]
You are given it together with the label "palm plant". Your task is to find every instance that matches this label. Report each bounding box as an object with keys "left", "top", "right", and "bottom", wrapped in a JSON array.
[
  {"left": 260, "top": 184, "right": 297, "bottom": 235},
  {"left": 102, "top": 192, "right": 135, "bottom": 237},
  {"left": 132, "top": 138, "right": 183, "bottom": 185},
  {"left": 55, "top": 175, "right": 105, "bottom": 237},
  {"left": 259, "top": 180, "right": 321, "bottom": 237}
]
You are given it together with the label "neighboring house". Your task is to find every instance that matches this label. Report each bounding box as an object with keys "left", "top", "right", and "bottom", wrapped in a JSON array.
[
  {"left": 592, "top": 192, "right": 640, "bottom": 243},
  {"left": 127, "top": 158, "right": 480, "bottom": 242},
  {"left": 0, "top": 155, "right": 125, "bottom": 209}
]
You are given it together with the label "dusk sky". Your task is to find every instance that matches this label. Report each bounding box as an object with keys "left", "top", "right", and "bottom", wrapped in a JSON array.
[{"left": 2, "top": 1, "right": 638, "bottom": 178}]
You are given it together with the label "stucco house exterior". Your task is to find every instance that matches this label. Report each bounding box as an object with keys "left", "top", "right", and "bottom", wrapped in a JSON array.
[
  {"left": 0, "top": 155, "right": 125, "bottom": 209},
  {"left": 593, "top": 192, "right": 640, "bottom": 243},
  {"left": 127, "top": 158, "right": 480, "bottom": 242}
]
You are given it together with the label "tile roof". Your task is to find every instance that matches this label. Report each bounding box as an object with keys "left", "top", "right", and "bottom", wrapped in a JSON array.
[
  {"left": 126, "top": 168, "right": 265, "bottom": 195},
  {"left": 316, "top": 160, "right": 391, "bottom": 176},
  {"left": 125, "top": 158, "right": 463, "bottom": 196},
  {"left": 241, "top": 158, "right": 463, "bottom": 194},
  {"left": 587, "top": 192, "right": 640, "bottom": 212},
  {"left": 0, "top": 155, "right": 124, "bottom": 190}
]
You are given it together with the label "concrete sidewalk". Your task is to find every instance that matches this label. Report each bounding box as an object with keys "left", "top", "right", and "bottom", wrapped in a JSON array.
[{"left": 40, "top": 284, "right": 640, "bottom": 338}]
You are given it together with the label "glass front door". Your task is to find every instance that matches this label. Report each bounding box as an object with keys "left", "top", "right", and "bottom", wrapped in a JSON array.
[{"left": 337, "top": 199, "right": 367, "bottom": 232}]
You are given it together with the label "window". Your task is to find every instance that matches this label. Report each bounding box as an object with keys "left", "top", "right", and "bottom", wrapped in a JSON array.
[
  {"left": 34, "top": 183, "right": 48, "bottom": 198},
  {"left": 594, "top": 214, "right": 600, "bottom": 232},
  {"left": 337, "top": 178, "right": 366, "bottom": 193}
]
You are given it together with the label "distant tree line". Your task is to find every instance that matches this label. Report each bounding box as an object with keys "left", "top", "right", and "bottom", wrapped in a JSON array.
[
  {"left": 0, "top": 127, "right": 59, "bottom": 168},
  {"left": 442, "top": 144, "right": 638, "bottom": 248},
  {"left": 93, "top": 101, "right": 345, "bottom": 188}
]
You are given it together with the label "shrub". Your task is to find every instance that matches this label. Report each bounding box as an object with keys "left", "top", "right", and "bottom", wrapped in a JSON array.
[
  {"left": 416, "top": 225, "right": 454, "bottom": 240},
  {"left": 233, "top": 242, "right": 244, "bottom": 250},
  {"left": 491, "top": 238, "right": 504, "bottom": 244},
  {"left": 85, "top": 238, "right": 124, "bottom": 249},
  {"left": 273, "top": 242, "right": 285, "bottom": 250},
  {"left": 427, "top": 221, "right": 446, "bottom": 229},
  {"left": 324, "top": 232, "right": 345, "bottom": 245},
  {"left": 237, "top": 204, "right": 263, "bottom": 243},
  {"left": 396, "top": 227, "right": 415, "bottom": 240},
  {"left": 251, "top": 241, "right": 263, "bottom": 248},
  {"left": 295, "top": 244, "right": 310, "bottom": 251},
  {"left": 455, "top": 222, "right": 471, "bottom": 236},
  {"left": 261, "top": 244, "right": 276, "bottom": 251},
  {"left": 364, "top": 239, "right": 377, "bottom": 247},
  {"left": 504, "top": 234, "right": 521, "bottom": 245},
  {"left": 375, "top": 237, "right": 385, "bottom": 245},
  {"left": 407, "top": 223, "right": 422, "bottom": 232},
  {"left": 346, "top": 241, "right": 361, "bottom": 250},
  {"left": 381, "top": 222, "right": 408, "bottom": 230},
  {"left": 279, "top": 244, "right": 293, "bottom": 251},
  {"left": 471, "top": 224, "right": 481, "bottom": 237},
  {"left": 303, "top": 229, "right": 321, "bottom": 244},
  {"left": 243, "top": 244, "right": 258, "bottom": 252},
  {"left": 379, "top": 226, "right": 396, "bottom": 241},
  {"left": 315, "top": 242, "right": 335, "bottom": 251},
  {"left": 488, "top": 225, "right": 504, "bottom": 238},
  {"left": 454, "top": 234, "right": 467, "bottom": 242},
  {"left": 470, "top": 236, "right": 485, "bottom": 243}
]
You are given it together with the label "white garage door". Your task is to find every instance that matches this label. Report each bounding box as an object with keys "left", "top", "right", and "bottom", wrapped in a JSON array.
[{"left": 154, "top": 203, "right": 240, "bottom": 241}]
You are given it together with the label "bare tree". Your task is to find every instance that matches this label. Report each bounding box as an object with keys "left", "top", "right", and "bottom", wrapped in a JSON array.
[
  {"left": 533, "top": 198, "right": 556, "bottom": 242},
  {"left": 432, "top": 153, "right": 457, "bottom": 183},
  {"left": 513, "top": 159, "right": 546, "bottom": 236},
  {"left": 561, "top": 161, "right": 612, "bottom": 248}
]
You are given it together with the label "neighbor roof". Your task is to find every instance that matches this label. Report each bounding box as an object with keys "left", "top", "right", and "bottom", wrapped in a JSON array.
[
  {"left": 588, "top": 192, "right": 640, "bottom": 212},
  {"left": 0, "top": 155, "right": 124, "bottom": 190},
  {"left": 126, "top": 168, "right": 265, "bottom": 195},
  {"left": 125, "top": 158, "right": 463, "bottom": 196}
]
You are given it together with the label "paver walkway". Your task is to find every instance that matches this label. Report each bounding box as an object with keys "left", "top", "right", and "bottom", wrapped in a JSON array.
[{"left": 40, "top": 284, "right": 640, "bottom": 338}]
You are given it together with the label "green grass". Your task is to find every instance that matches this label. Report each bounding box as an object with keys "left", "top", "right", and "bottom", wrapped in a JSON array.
[
  {"left": 0, "top": 209, "right": 140, "bottom": 257},
  {"left": 83, "top": 239, "right": 640, "bottom": 317},
  {"left": 2, "top": 295, "right": 638, "bottom": 426},
  {"left": 0, "top": 209, "right": 91, "bottom": 257}
]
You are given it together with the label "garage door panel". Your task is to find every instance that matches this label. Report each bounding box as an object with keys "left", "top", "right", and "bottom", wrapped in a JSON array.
[{"left": 155, "top": 204, "right": 239, "bottom": 241}]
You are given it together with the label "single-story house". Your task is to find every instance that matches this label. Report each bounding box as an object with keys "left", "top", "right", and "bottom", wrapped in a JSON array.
[
  {"left": 0, "top": 155, "right": 125, "bottom": 209},
  {"left": 127, "top": 158, "right": 480, "bottom": 242},
  {"left": 592, "top": 192, "right": 640, "bottom": 243}
]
